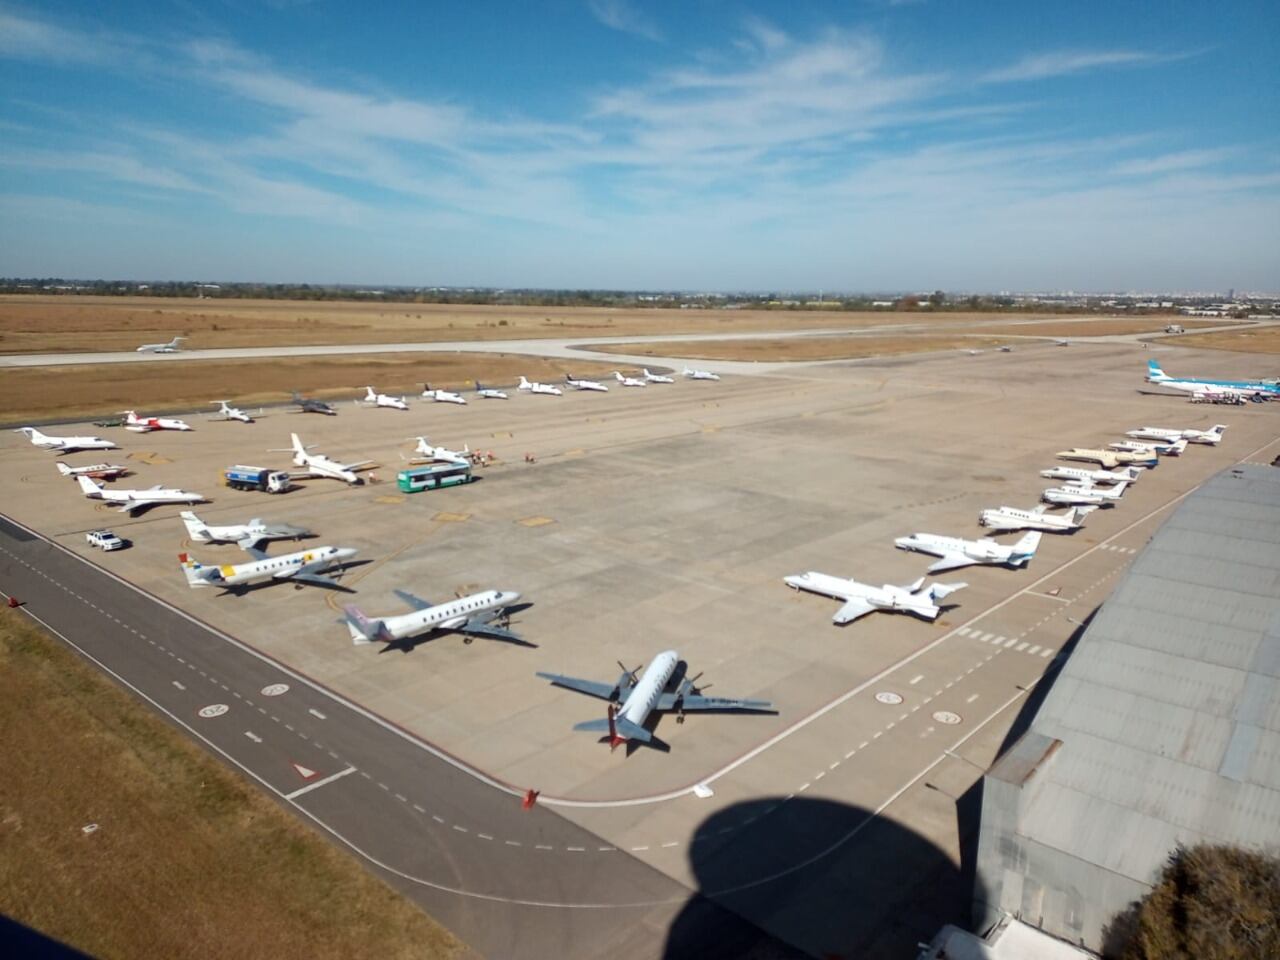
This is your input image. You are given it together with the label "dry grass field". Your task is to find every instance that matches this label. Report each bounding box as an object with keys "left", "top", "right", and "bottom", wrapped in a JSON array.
[
  {"left": 1, "top": 295, "right": 1059, "bottom": 353},
  {"left": 1154, "top": 326, "right": 1280, "bottom": 354},
  {"left": 0, "top": 609, "right": 462, "bottom": 960},
  {"left": 1, "top": 353, "right": 625, "bottom": 423},
  {"left": 581, "top": 333, "right": 1021, "bottom": 362},
  {"left": 969, "top": 318, "right": 1229, "bottom": 338}
]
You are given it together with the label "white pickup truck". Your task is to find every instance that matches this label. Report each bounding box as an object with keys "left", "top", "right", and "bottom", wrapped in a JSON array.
[{"left": 86, "top": 530, "right": 127, "bottom": 552}]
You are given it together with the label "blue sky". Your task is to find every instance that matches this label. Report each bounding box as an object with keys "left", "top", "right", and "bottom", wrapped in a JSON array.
[{"left": 1, "top": 1, "right": 1276, "bottom": 291}]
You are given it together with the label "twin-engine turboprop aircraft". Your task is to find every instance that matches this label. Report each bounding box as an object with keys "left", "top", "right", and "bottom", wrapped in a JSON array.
[
  {"left": 979, "top": 504, "right": 1095, "bottom": 533},
  {"left": 783, "top": 572, "right": 967, "bottom": 624},
  {"left": 180, "top": 510, "right": 312, "bottom": 551},
  {"left": 537, "top": 650, "right": 773, "bottom": 750}
]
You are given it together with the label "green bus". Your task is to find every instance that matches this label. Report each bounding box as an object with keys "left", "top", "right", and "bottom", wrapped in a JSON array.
[{"left": 397, "top": 461, "right": 474, "bottom": 493}]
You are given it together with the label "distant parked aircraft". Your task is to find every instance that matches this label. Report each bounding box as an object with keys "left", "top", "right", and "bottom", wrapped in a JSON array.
[
  {"left": 894, "top": 531, "right": 1042, "bottom": 573},
  {"left": 682, "top": 367, "right": 721, "bottom": 381},
  {"left": 290, "top": 391, "right": 338, "bottom": 416},
  {"left": 537, "top": 650, "right": 773, "bottom": 750},
  {"left": 979, "top": 504, "right": 1096, "bottom": 533},
  {"left": 613, "top": 371, "right": 647, "bottom": 388},
  {"left": 272, "top": 433, "right": 372, "bottom": 485},
  {"left": 180, "top": 510, "right": 311, "bottom": 551},
  {"left": 421, "top": 383, "right": 467, "bottom": 405},
  {"left": 55, "top": 461, "right": 129, "bottom": 480},
  {"left": 1126, "top": 424, "right": 1227, "bottom": 445},
  {"left": 518, "top": 376, "right": 563, "bottom": 396},
  {"left": 474, "top": 382, "right": 508, "bottom": 400},
  {"left": 136, "top": 336, "right": 186, "bottom": 353},
  {"left": 343, "top": 589, "right": 528, "bottom": 647},
  {"left": 180, "top": 545, "right": 357, "bottom": 592},
  {"left": 1040, "top": 465, "right": 1140, "bottom": 485},
  {"left": 16, "top": 427, "right": 117, "bottom": 453},
  {"left": 1041, "top": 481, "right": 1129, "bottom": 508},
  {"left": 1109, "top": 438, "right": 1187, "bottom": 457},
  {"left": 363, "top": 386, "right": 409, "bottom": 411},
  {"left": 123, "top": 410, "right": 193, "bottom": 432},
  {"left": 406, "top": 436, "right": 469, "bottom": 464},
  {"left": 77, "top": 475, "right": 204, "bottom": 514},
  {"left": 210, "top": 400, "right": 253, "bottom": 423},
  {"left": 565, "top": 374, "right": 609, "bottom": 392},
  {"left": 642, "top": 368, "right": 674, "bottom": 383},
  {"left": 1146, "top": 359, "right": 1279, "bottom": 398},
  {"left": 783, "top": 572, "right": 967, "bottom": 624},
  {"left": 1057, "top": 447, "right": 1157, "bottom": 470}
]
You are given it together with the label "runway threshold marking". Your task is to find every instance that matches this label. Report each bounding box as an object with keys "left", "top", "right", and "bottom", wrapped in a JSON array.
[{"left": 284, "top": 765, "right": 356, "bottom": 800}]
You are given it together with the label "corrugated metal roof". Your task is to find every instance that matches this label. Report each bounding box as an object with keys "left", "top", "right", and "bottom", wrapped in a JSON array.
[{"left": 1013, "top": 464, "right": 1280, "bottom": 878}]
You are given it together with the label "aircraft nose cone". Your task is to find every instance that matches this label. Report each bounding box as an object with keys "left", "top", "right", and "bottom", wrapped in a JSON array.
[
  {"left": 334, "top": 547, "right": 358, "bottom": 560},
  {"left": 502, "top": 591, "right": 521, "bottom": 604},
  {"left": 893, "top": 537, "right": 912, "bottom": 548}
]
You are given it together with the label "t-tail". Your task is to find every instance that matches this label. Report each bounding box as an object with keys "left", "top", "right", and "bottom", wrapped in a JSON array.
[
  {"left": 343, "top": 605, "right": 389, "bottom": 645},
  {"left": 518, "top": 376, "right": 531, "bottom": 388},
  {"left": 55, "top": 461, "right": 74, "bottom": 476},
  {"left": 1146, "top": 359, "right": 1170, "bottom": 381},
  {"left": 1010, "top": 531, "right": 1042, "bottom": 567},
  {"left": 178, "top": 553, "right": 216, "bottom": 587},
  {"left": 76, "top": 475, "right": 103, "bottom": 496},
  {"left": 573, "top": 706, "right": 651, "bottom": 749},
  {"left": 18, "top": 427, "right": 49, "bottom": 443},
  {"left": 179, "top": 510, "right": 208, "bottom": 541},
  {"left": 290, "top": 432, "right": 307, "bottom": 462},
  {"left": 365, "top": 386, "right": 377, "bottom": 401}
]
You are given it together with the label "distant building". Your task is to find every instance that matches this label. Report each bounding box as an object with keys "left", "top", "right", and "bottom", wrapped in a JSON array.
[{"left": 974, "top": 465, "right": 1280, "bottom": 952}]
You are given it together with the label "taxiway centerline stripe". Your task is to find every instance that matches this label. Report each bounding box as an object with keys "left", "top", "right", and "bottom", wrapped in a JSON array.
[{"left": 284, "top": 766, "right": 357, "bottom": 800}]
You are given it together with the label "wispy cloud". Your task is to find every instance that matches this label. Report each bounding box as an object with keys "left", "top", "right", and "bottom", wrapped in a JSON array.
[
  {"left": 983, "top": 49, "right": 1165, "bottom": 83},
  {"left": 587, "top": 0, "right": 663, "bottom": 43},
  {"left": 1110, "top": 148, "right": 1234, "bottom": 177}
]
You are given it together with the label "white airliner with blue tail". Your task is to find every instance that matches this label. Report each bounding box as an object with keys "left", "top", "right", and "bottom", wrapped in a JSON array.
[{"left": 1146, "top": 359, "right": 1278, "bottom": 399}]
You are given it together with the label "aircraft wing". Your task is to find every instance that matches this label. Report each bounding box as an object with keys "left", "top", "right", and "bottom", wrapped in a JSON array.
[
  {"left": 242, "top": 546, "right": 269, "bottom": 562},
  {"left": 926, "top": 553, "right": 977, "bottom": 573},
  {"left": 340, "top": 459, "right": 376, "bottom": 471},
  {"left": 657, "top": 693, "right": 773, "bottom": 712},
  {"left": 460, "top": 618, "right": 533, "bottom": 646},
  {"left": 535, "top": 672, "right": 618, "bottom": 701},
  {"left": 833, "top": 598, "right": 877, "bottom": 624},
  {"left": 284, "top": 570, "right": 345, "bottom": 588},
  {"left": 393, "top": 588, "right": 432, "bottom": 611}
]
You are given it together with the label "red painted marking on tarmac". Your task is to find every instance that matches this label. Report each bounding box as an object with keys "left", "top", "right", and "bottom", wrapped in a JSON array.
[{"left": 291, "top": 761, "right": 320, "bottom": 781}]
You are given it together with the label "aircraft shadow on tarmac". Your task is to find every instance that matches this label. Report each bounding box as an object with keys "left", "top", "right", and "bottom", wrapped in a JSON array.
[{"left": 662, "top": 793, "right": 991, "bottom": 959}]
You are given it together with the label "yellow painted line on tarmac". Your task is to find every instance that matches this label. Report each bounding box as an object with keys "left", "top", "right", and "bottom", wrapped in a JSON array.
[
  {"left": 516, "top": 516, "right": 555, "bottom": 527},
  {"left": 374, "top": 495, "right": 405, "bottom": 505},
  {"left": 432, "top": 512, "right": 470, "bottom": 523}
]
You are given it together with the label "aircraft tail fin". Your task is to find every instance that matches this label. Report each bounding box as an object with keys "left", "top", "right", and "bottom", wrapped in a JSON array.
[
  {"left": 342, "top": 605, "right": 384, "bottom": 645},
  {"left": 1012, "top": 531, "right": 1042, "bottom": 562},
  {"left": 1146, "top": 359, "right": 1168, "bottom": 379},
  {"left": 76, "top": 475, "right": 102, "bottom": 495},
  {"left": 927, "top": 581, "right": 968, "bottom": 603},
  {"left": 55, "top": 461, "right": 73, "bottom": 476},
  {"left": 573, "top": 709, "right": 651, "bottom": 748},
  {"left": 179, "top": 510, "right": 206, "bottom": 540},
  {"left": 178, "top": 552, "right": 213, "bottom": 587},
  {"left": 365, "top": 386, "right": 376, "bottom": 400}
]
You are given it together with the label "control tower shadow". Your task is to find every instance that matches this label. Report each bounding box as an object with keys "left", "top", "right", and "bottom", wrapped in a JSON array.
[{"left": 663, "top": 794, "right": 989, "bottom": 959}]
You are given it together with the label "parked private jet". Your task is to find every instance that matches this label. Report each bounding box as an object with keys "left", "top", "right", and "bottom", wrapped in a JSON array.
[
  {"left": 518, "top": 376, "right": 563, "bottom": 396},
  {"left": 474, "top": 382, "right": 508, "bottom": 400},
  {"left": 123, "top": 410, "right": 193, "bottom": 432},
  {"left": 566, "top": 374, "right": 608, "bottom": 392},
  {"left": 272, "top": 433, "right": 373, "bottom": 485},
  {"left": 1146, "top": 359, "right": 1279, "bottom": 398},
  {"left": 290, "top": 391, "right": 338, "bottom": 416},
  {"left": 17, "top": 427, "right": 118, "bottom": 453},
  {"left": 363, "top": 386, "right": 410, "bottom": 411},
  {"left": 179, "top": 545, "right": 358, "bottom": 592},
  {"left": 77, "top": 475, "right": 204, "bottom": 514},
  {"left": 643, "top": 368, "right": 674, "bottom": 383},
  {"left": 136, "top": 336, "right": 186, "bottom": 353},
  {"left": 783, "top": 572, "right": 967, "bottom": 624},
  {"left": 1109, "top": 438, "right": 1187, "bottom": 457},
  {"left": 1040, "top": 465, "right": 1140, "bottom": 485},
  {"left": 344, "top": 589, "right": 528, "bottom": 647},
  {"left": 180, "top": 510, "right": 312, "bottom": 550},
  {"left": 210, "top": 400, "right": 253, "bottom": 423},
  {"left": 1126, "top": 424, "right": 1227, "bottom": 445},
  {"left": 537, "top": 650, "right": 773, "bottom": 750},
  {"left": 682, "top": 367, "right": 720, "bottom": 381},
  {"left": 613, "top": 371, "right": 647, "bottom": 388},
  {"left": 55, "top": 461, "right": 129, "bottom": 480},
  {"left": 979, "top": 505, "right": 1096, "bottom": 533},
  {"left": 421, "top": 383, "right": 467, "bottom": 405},
  {"left": 1057, "top": 447, "right": 1157, "bottom": 469},
  {"left": 1042, "top": 481, "right": 1129, "bottom": 508},
  {"left": 406, "top": 436, "right": 469, "bottom": 464},
  {"left": 894, "top": 531, "right": 1042, "bottom": 573}
]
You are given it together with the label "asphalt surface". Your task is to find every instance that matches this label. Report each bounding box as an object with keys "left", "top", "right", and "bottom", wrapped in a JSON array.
[{"left": 0, "top": 513, "right": 792, "bottom": 960}]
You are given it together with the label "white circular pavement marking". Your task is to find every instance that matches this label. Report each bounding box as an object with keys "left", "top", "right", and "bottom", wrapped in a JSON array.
[
  {"left": 933, "top": 710, "right": 962, "bottom": 725},
  {"left": 261, "top": 683, "right": 290, "bottom": 697},
  {"left": 198, "top": 704, "right": 230, "bottom": 718},
  {"left": 874, "top": 691, "right": 903, "bottom": 705}
]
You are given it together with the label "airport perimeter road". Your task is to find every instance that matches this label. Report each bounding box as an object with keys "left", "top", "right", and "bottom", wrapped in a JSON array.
[{"left": 0, "top": 515, "right": 790, "bottom": 960}]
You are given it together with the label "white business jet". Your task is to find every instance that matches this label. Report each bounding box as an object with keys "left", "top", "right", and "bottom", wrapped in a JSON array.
[
  {"left": 210, "top": 400, "right": 253, "bottom": 423},
  {"left": 783, "top": 572, "right": 967, "bottom": 624},
  {"left": 136, "top": 336, "right": 186, "bottom": 353},
  {"left": 77, "top": 475, "right": 204, "bottom": 514},
  {"left": 565, "top": 374, "right": 609, "bottom": 392},
  {"left": 421, "top": 383, "right": 467, "bottom": 405},
  {"left": 1040, "top": 465, "right": 1140, "bottom": 485},
  {"left": 179, "top": 510, "right": 312, "bottom": 550},
  {"left": 406, "top": 436, "right": 469, "bottom": 464},
  {"left": 123, "top": 410, "right": 193, "bottom": 432},
  {"left": 56, "top": 461, "right": 129, "bottom": 480},
  {"left": 1057, "top": 447, "right": 1157, "bottom": 469},
  {"left": 642, "top": 368, "right": 674, "bottom": 384},
  {"left": 894, "top": 531, "right": 1042, "bottom": 573},
  {"left": 343, "top": 588, "right": 528, "bottom": 647},
  {"left": 613, "top": 371, "right": 647, "bottom": 388},
  {"left": 979, "top": 504, "right": 1096, "bottom": 533},
  {"left": 1109, "top": 438, "right": 1187, "bottom": 457},
  {"left": 1042, "top": 481, "right": 1128, "bottom": 508},
  {"left": 537, "top": 651, "right": 773, "bottom": 750},
  {"left": 1126, "top": 424, "right": 1227, "bottom": 445},
  {"left": 273, "top": 433, "right": 373, "bottom": 485},
  {"left": 179, "top": 545, "right": 358, "bottom": 592},
  {"left": 518, "top": 376, "right": 562, "bottom": 396},
  {"left": 16, "top": 427, "right": 117, "bottom": 453},
  {"left": 362, "top": 386, "right": 409, "bottom": 411},
  {"left": 682, "top": 367, "right": 720, "bottom": 381},
  {"left": 474, "top": 382, "right": 508, "bottom": 400}
]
